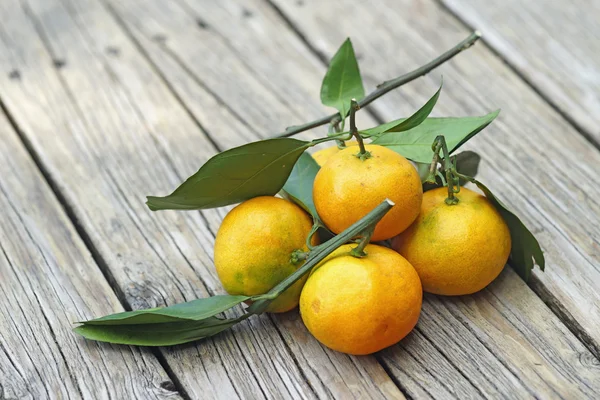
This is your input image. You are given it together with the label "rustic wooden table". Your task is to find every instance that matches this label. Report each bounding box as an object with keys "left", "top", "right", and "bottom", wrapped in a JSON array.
[{"left": 1, "top": 0, "right": 599, "bottom": 398}]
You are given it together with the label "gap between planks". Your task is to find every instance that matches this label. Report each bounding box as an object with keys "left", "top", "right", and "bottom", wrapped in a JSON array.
[
  {"left": 101, "top": 0, "right": 600, "bottom": 396},
  {"left": 432, "top": 0, "right": 600, "bottom": 151},
  {"left": 265, "top": 0, "right": 600, "bottom": 362},
  {"left": 0, "top": 85, "right": 192, "bottom": 400}
]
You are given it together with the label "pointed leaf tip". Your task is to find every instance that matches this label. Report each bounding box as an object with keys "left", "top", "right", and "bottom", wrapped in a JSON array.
[{"left": 320, "top": 37, "right": 365, "bottom": 119}]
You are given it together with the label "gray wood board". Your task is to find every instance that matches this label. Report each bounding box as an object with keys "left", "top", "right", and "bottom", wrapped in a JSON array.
[
  {"left": 105, "top": 0, "right": 600, "bottom": 397},
  {"left": 270, "top": 0, "right": 600, "bottom": 358},
  {"left": 0, "top": 98, "right": 179, "bottom": 398},
  {"left": 441, "top": 0, "right": 600, "bottom": 144},
  {"left": 0, "top": 0, "right": 404, "bottom": 398}
]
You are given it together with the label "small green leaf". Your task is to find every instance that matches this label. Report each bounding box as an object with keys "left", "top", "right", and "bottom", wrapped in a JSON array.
[
  {"left": 80, "top": 295, "right": 249, "bottom": 325},
  {"left": 473, "top": 179, "right": 545, "bottom": 281},
  {"left": 281, "top": 152, "right": 320, "bottom": 218},
  {"left": 365, "top": 82, "right": 442, "bottom": 136},
  {"left": 320, "top": 38, "right": 365, "bottom": 119},
  {"left": 74, "top": 316, "right": 242, "bottom": 346},
  {"left": 370, "top": 110, "right": 499, "bottom": 163},
  {"left": 147, "top": 138, "right": 310, "bottom": 210}
]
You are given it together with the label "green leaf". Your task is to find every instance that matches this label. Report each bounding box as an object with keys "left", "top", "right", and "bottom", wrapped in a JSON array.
[
  {"left": 473, "top": 179, "right": 545, "bottom": 281},
  {"left": 365, "top": 82, "right": 442, "bottom": 135},
  {"left": 74, "top": 316, "right": 242, "bottom": 346},
  {"left": 147, "top": 138, "right": 310, "bottom": 210},
  {"left": 80, "top": 295, "right": 249, "bottom": 325},
  {"left": 281, "top": 152, "right": 320, "bottom": 217},
  {"left": 320, "top": 38, "right": 365, "bottom": 119},
  {"left": 370, "top": 110, "right": 500, "bottom": 163}
]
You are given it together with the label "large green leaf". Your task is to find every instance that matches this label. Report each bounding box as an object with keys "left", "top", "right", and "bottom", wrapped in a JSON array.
[
  {"left": 74, "top": 316, "right": 242, "bottom": 346},
  {"left": 474, "top": 180, "right": 545, "bottom": 281},
  {"left": 80, "top": 295, "right": 249, "bottom": 325},
  {"left": 147, "top": 138, "right": 310, "bottom": 210},
  {"left": 281, "top": 152, "right": 320, "bottom": 218},
  {"left": 320, "top": 38, "right": 365, "bottom": 119},
  {"left": 370, "top": 110, "right": 499, "bottom": 163},
  {"left": 365, "top": 82, "right": 442, "bottom": 136}
]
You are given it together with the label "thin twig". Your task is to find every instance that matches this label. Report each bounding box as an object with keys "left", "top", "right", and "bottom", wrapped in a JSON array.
[
  {"left": 273, "top": 31, "right": 481, "bottom": 139},
  {"left": 349, "top": 99, "right": 368, "bottom": 157}
]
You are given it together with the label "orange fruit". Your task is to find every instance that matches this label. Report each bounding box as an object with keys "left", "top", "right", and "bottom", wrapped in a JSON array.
[
  {"left": 392, "top": 187, "right": 511, "bottom": 295},
  {"left": 313, "top": 144, "right": 423, "bottom": 241},
  {"left": 214, "top": 196, "right": 318, "bottom": 312},
  {"left": 312, "top": 140, "right": 358, "bottom": 166},
  {"left": 300, "top": 244, "right": 422, "bottom": 355}
]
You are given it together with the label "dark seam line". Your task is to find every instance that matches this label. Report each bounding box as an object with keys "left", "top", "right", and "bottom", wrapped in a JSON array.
[
  {"left": 0, "top": 172, "right": 81, "bottom": 399},
  {"left": 528, "top": 278, "right": 600, "bottom": 360},
  {"left": 424, "top": 306, "right": 508, "bottom": 393},
  {"left": 0, "top": 170, "right": 88, "bottom": 398},
  {"left": 211, "top": 336, "right": 245, "bottom": 400},
  {"left": 176, "top": 0, "right": 308, "bottom": 119},
  {"left": 28, "top": 1, "right": 310, "bottom": 397},
  {"left": 414, "top": 326, "right": 487, "bottom": 398},
  {"left": 266, "top": 315, "right": 320, "bottom": 399},
  {"left": 372, "top": 354, "right": 415, "bottom": 400},
  {"left": 487, "top": 289, "right": 597, "bottom": 395},
  {"left": 4, "top": 305, "right": 52, "bottom": 399},
  {"left": 99, "top": 0, "right": 229, "bottom": 151},
  {"left": 199, "top": 225, "right": 318, "bottom": 398},
  {"left": 157, "top": 42, "right": 259, "bottom": 141},
  {"left": 433, "top": 0, "right": 600, "bottom": 150},
  {"left": 6, "top": 3, "right": 187, "bottom": 397},
  {"left": 0, "top": 342, "right": 25, "bottom": 382},
  {"left": 0, "top": 243, "right": 52, "bottom": 399},
  {"left": 378, "top": 351, "right": 432, "bottom": 399},
  {"left": 348, "top": 355, "right": 404, "bottom": 400},
  {"left": 485, "top": 151, "right": 598, "bottom": 269},
  {"left": 437, "top": 300, "right": 537, "bottom": 398},
  {"left": 102, "top": 169, "right": 191, "bottom": 305},
  {"left": 265, "top": 0, "right": 389, "bottom": 125}
]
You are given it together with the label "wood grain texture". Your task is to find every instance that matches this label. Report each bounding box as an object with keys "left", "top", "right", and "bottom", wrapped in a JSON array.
[
  {"left": 105, "top": 0, "right": 600, "bottom": 397},
  {"left": 0, "top": 105, "right": 180, "bottom": 398},
  {"left": 268, "top": 0, "right": 600, "bottom": 361},
  {"left": 0, "top": 0, "right": 404, "bottom": 398},
  {"left": 441, "top": 0, "right": 600, "bottom": 144}
]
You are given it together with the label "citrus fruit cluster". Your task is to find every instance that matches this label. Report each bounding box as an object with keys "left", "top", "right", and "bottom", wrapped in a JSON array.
[{"left": 214, "top": 143, "right": 511, "bottom": 355}]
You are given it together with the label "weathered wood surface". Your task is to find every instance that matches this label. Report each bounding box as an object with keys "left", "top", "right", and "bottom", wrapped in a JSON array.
[
  {"left": 0, "top": 101, "right": 178, "bottom": 397},
  {"left": 441, "top": 0, "right": 600, "bottom": 144},
  {"left": 271, "top": 0, "right": 600, "bottom": 354},
  {"left": 0, "top": 0, "right": 599, "bottom": 398},
  {"left": 0, "top": 0, "right": 404, "bottom": 398},
  {"left": 105, "top": 0, "right": 600, "bottom": 397}
]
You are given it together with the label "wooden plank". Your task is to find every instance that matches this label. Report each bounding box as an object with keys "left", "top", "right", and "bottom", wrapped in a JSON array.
[
  {"left": 105, "top": 0, "right": 600, "bottom": 397},
  {"left": 267, "top": 0, "right": 600, "bottom": 358},
  {"left": 441, "top": 0, "right": 600, "bottom": 144},
  {"left": 0, "top": 109, "right": 180, "bottom": 397},
  {"left": 102, "top": 0, "right": 480, "bottom": 397},
  {"left": 0, "top": 0, "right": 405, "bottom": 398}
]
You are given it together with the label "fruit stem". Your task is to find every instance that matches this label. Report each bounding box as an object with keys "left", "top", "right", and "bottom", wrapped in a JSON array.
[
  {"left": 328, "top": 120, "right": 347, "bottom": 149},
  {"left": 435, "top": 135, "right": 460, "bottom": 205},
  {"left": 274, "top": 31, "right": 481, "bottom": 139},
  {"left": 305, "top": 221, "right": 321, "bottom": 250},
  {"left": 350, "top": 230, "right": 373, "bottom": 258},
  {"left": 290, "top": 249, "right": 309, "bottom": 264},
  {"left": 350, "top": 99, "right": 371, "bottom": 160},
  {"left": 247, "top": 199, "right": 395, "bottom": 314},
  {"left": 425, "top": 141, "right": 442, "bottom": 184}
]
